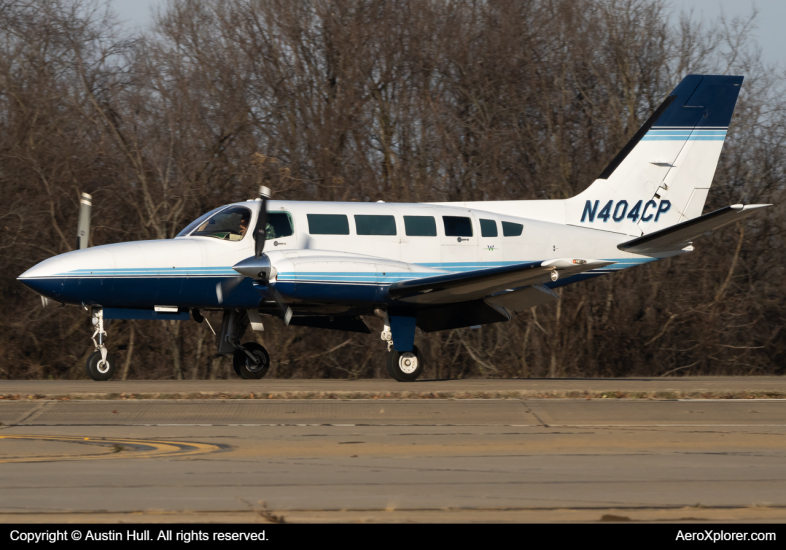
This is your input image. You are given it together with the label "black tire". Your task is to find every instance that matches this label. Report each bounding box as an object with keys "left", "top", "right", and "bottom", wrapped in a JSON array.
[
  {"left": 85, "top": 350, "right": 117, "bottom": 381},
  {"left": 386, "top": 345, "right": 423, "bottom": 382},
  {"left": 232, "top": 342, "right": 270, "bottom": 380}
]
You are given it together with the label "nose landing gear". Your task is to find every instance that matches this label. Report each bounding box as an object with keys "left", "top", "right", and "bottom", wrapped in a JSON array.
[{"left": 85, "top": 309, "right": 116, "bottom": 381}]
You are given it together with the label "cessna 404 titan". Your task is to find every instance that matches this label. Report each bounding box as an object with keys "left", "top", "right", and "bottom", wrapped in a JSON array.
[{"left": 19, "top": 74, "right": 769, "bottom": 382}]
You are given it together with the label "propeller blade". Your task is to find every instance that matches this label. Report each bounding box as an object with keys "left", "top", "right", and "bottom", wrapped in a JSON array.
[
  {"left": 216, "top": 275, "right": 245, "bottom": 304},
  {"left": 77, "top": 192, "right": 92, "bottom": 250},
  {"left": 266, "top": 284, "right": 293, "bottom": 325},
  {"left": 254, "top": 185, "right": 271, "bottom": 257}
]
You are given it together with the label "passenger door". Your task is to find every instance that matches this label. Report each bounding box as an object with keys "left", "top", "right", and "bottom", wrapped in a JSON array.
[
  {"left": 439, "top": 211, "right": 478, "bottom": 266},
  {"left": 477, "top": 217, "right": 503, "bottom": 266},
  {"left": 399, "top": 208, "right": 441, "bottom": 265}
]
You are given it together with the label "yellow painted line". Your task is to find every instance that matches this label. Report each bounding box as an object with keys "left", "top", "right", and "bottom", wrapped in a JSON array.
[{"left": 0, "top": 435, "right": 220, "bottom": 463}]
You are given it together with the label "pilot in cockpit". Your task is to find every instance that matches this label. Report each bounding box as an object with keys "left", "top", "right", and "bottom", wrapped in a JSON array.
[{"left": 235, "top": 215, "right": 249, "bottom": 240}]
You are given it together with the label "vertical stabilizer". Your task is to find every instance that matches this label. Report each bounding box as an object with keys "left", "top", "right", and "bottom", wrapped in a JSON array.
[{"left": 566, "top": 75, "right": 743, "bottom": 236}]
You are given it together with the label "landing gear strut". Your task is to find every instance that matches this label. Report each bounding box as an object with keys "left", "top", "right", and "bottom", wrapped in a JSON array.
[{"left": 85, "top": 308, "right": 116, "bottom": 381}]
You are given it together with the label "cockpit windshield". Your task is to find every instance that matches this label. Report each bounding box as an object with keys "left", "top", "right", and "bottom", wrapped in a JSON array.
[
  {"left": 188, "top": 206, "right": 253, "bottom": 241},
  {"left": 178, "top": 206, "right": 296, "bottom": 242},
  {"left": 176, "top": 206, "right": 226, "bottom": 238}
]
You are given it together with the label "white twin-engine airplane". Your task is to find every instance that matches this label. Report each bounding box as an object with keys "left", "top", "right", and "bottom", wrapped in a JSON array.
[{"left": 19, "top": 75, "right": 770, "bottom": 382}]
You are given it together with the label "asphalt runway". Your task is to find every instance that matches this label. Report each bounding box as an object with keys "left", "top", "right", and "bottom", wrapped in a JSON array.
[
  {"left": 3, "top": 376, "right": 786, "bottom": 399},
  {"left": 1, "top": 395, "right": 786, "bottom": 523}
]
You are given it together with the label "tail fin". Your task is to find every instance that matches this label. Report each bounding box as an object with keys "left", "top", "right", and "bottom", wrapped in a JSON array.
[{"left": 567, "top": 75, "right": 743, "bottom": 236}]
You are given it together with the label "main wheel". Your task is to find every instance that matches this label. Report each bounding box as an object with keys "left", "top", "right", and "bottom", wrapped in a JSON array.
[
  {"left": 386, "top": 346, "right": 423, "bottom": 382},
  {"left": 85, "top": 350, "right": 117, "bottom": 381},
  {"left": 233, "top": 342, "right": 270, "bottom": 380}
]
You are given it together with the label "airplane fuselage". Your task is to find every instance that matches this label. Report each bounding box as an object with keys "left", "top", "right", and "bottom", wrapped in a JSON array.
[{"left": 19, "top": 199, "right": 663, "bottom": 313}]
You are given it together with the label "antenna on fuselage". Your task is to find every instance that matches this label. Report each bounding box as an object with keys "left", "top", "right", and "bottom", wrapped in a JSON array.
[{"left": 77, "top": 192, "right": 92, "bottom": 250}]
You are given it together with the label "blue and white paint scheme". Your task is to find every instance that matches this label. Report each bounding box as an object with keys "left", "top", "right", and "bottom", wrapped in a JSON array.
[{"left": 17, "top": 74, "right": 771, "bottom": 381}]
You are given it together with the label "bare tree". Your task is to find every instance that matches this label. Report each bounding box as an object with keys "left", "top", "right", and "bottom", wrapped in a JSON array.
[{"left": 1, "top": 0, "right": 784, "bottom": 380}]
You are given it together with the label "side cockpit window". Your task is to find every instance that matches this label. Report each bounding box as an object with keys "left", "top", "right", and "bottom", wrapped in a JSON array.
[
  {"left": 266, "top": 212, "right": 294, "bottom": 239},
  {"left": 190, "top": 206, "right": 252, "bottom": 241}
]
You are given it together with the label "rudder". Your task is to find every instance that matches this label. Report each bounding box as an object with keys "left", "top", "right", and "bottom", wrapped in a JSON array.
[{"left": 567, "top": 75, "right": 743, "bottom": 236}]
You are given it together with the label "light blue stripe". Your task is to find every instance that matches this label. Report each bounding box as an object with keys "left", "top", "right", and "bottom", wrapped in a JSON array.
[
  {"left": 648, "top": 130, "right": 727, "bottom": 135},
  {"left": 641, "top": 136, "right": 726, "bottom": 141},
  {"left": 421, "top": 261, "right": 521, "bottom": 267}
]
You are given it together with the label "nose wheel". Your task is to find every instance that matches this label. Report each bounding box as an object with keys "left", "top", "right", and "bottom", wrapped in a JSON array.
[
  {"left": 86, "top": 350, "right": 117, "bottom": 381},
  {"left": 85, "top": 308, "right": 116, "bottom": 381},
  {"left": 233, "top": 342, "right": 270, "bottom": 379},
  {"left": 386, "top": 346, "right": 423, "bottom": 382}
]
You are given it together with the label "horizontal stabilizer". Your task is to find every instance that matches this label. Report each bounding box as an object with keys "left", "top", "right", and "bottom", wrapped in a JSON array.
[
  {"left": 617, "top": 204, "right": 771, "bottom": 254},
  {"left": 388, "top": 259, "right": 615, "bottom": 305}
]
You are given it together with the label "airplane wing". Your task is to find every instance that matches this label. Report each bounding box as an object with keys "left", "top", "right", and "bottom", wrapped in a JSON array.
[
  {"left": 387, "top": 258, "right": 615, "bottom": 305},
  {"left": 617, "top": 204, "right": 771, "bottom": 254}
]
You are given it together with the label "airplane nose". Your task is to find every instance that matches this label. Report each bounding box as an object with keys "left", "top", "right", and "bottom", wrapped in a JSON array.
[
  {"left": 18, "top": 258, "right": 67, "bottom": 299},
  {"left": 17, "top": 247, "right": 116, "bottom": 304},
  {"left": 17, "top": 275, "right": 64, "bottom": 299}
]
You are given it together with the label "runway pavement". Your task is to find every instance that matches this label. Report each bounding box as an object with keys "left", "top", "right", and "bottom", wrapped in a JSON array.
[
  {"left": 2, "top": 376, "right": 785, "bottom": 400},
  {"left": 1, "top": 391, "right": 785, "bottom": 523}
]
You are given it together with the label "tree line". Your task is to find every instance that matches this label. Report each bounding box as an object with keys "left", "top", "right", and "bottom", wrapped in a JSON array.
[{"left": 1, "top": 0, "right": 783, "bottom": 380}]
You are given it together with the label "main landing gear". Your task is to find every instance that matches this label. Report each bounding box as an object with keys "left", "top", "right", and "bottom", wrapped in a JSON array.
[
  {"left": 233, "top": 342, "right": 270, "bottom": 379},
  {"left": 219, "top": 310, "right": 271, "bottom": 379},
  {"left": 380, "top": 313, "right": 423, "bottom": 382},
  {"left": 85, "top": 308, "right": 116, "bottom": 381},
  {"left": 386, "top": 347, "right": 423, "bottom": 382}
]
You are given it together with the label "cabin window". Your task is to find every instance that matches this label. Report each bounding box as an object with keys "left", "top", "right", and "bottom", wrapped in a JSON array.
[
  {"left": 480, "top": 219, "right": 498, "bottom": 237},
  {"left": 266, "top": 212, "right": 294, "bottom": 238},
  {"left": 443, "top": 216, "right": 473, "bottom": 237},
  {"left": 404, "top": 216, "right": 437, "bottom": 236},
  {"left": 177, "top": 206, "right": 227, "bottom": 237},
  {"left": 189, "top": 206, "right": 252, "bottom": 241},
  {"left": 307, "top": 214, "right": 350, "bottom": 235},
  {"left": 355, "top": 215, "right": 396, "bottom": 235},
  {"left": 502, "top": 221, "right": 523, "bottom": 237}
]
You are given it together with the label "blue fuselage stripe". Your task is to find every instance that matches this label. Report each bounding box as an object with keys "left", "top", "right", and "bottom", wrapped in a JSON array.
[{"left": 21, "top": 257, "right": 656, "bottom": 308}]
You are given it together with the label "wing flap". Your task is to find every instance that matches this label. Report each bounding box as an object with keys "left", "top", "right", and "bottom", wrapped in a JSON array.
[
  {"left": 485, "top": 284, "right": 560, "bottom": 312},
  {"left": 618, "top": 204, "right": 771, "bottom": 254},
  {"left": 388, "top": 259, "right": 614, "bottom": 305}
]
